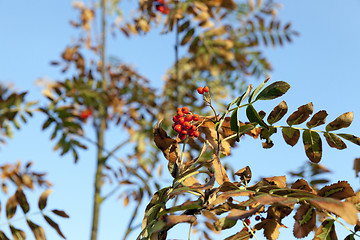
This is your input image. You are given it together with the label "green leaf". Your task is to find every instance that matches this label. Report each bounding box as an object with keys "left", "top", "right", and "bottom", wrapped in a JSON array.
[
  {"left": 214, "top": 217, "right": 237, "bottom": 231},
  {"left": 181, "top": 28, "right": 195, "bottom": 45},
  {"left": 303, "top": 130, "right": 322, "bottom": 163},
  {"left": 314, "top": 219, "right": 337, "bottom": 240},
  {"left": 10, "top": 225, "right": 26, "bottom": 240},
  {"left": 324, "top": 132, "right": 347, "bottom": 150},
  {"left": 15, "top": 190, "right": 30, "bottom": 214},
  {"left": 282, "top": 127, "right": 300, "bottom": 146},
  {"left": 6, "top": 194, "right": 17, "bottom": 219},
  {"left": 326, "top": 112, "right": 353, "bottom": 131},
  {"left": 306, "top": 110, "right": 328, "bottom": 128},
  {"left": 0, "top": 231, "right": 10, "bottom": 240},
  {"left": 248, "top": 78, "right": 269, "bottom": 103},
  {"left": 337, "top": 134, "right": 360, "bottom": 146},
  {"left": 267, "top": 101, "right": 288, "bottom": 125},
  {"left": 287, "top": 102, "right": 313, "bottom": 126},
  {"left": 246, "top": 105, "right": 269, "bottom": 129},
  {"left": 230, "top": 108, "right": 239, "bottom": 132},
  {"left": 256, "top": 81, "right": 290, "bottom": 101},
  {"left": 236, "top": 84, "right": 252, "bottom": 106}
]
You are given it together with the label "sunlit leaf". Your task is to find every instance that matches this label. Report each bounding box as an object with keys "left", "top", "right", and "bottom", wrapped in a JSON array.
[
  {"left": 313, "top": 219, "right": 337, "bottom": 240},
  {"left": 38, "top": 189, "right": 52, "bottom": 210},
  {"left": 255, "top": 81, "right": 290, "bottom": 101},
  {"left": 337, "top": 134, "right": 360, "bottom": 146},
  {"left": 293, "top": 204, "right": 316, "bottom": 238},
  {"left": 15, "top": 189, "right": 30, "bottom": 214},
  {"left": 248, "top": 78, "right": 269, "bottom": 103},
  {"left": 306, "top": 110, "right": 328, "bottom": 128},
  {"left": 6, "top": 194, "right": 17, "bottom": 219},
  {"left": 10, "top": 225, "right": 25, "bottom": 240},
  {"left": 318, "top": 181, "right": 355, "bottom": 200},
  {"left": 267, "top": 101, "right": 288, "bottom": 125},
  {"left": 26, "top": 220, "right": 46, "bottom": 240},
  {"left": 287, "top": 103, "right": 313, "bottom": 126},
  {"left": 282, "top": 127, "right": 300, "bottom": 146},
  {"left": 324, "top": 132, "right": 347, "bottom": 150},
  {"left": 246, "top": 105, "right": 269, "bottom": 129},
  {"left": 326, "top": 112, "right": 353, "bottom": 131}
]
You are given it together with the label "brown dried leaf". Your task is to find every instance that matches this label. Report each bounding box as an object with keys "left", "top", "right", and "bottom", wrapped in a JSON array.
[
  {"left": 286, "top": 102, "right": 313, "bottom": 126},
  {"left": 43, "top": 215, "right": 66, "bottom": 239},
  {"left": 213, "top": 154, "right": 229, "bottom": 185},
  {"left": 15, "top": 189, "right": 30, "bottom": 214},
  {"left": 51, "top": 209, "right": 70, "bottom": 218},
  {"left": 303, "top": 130, "right": 322, "bottom": 163},
  {"left": 224, "top": 231, "right": 250, "bottom": 240},
  {"left": 267, "top": 101, "right": 288, "bottom": 125},
  {"left": 306, "top": 110, "right": 328, "bottom": 128},
  {"left": 324, "top": 132, "right": 347, "bottom": 150},
  {"left": 282, "top": 127, "right": 300, "bottom": 146},
  {"left": 38, "top": 189, "right": 52, "bottom": 210},
  {"left": 317, "top": 181, "right": 355, "bottom": 200},
  {"left": 291, "top": 179, "right": 316, "bottom": 194},
  {"left": 235, "top": 166, "right": 252, "bottom": 183},
  {"left": 326, "top": 112, "right": 353, "bottom": 131},
  {"left": 10, "top": 225, "right": 26, "bottom": 240},
  {"left": 6, "top": 194, "right": 17, "bottom": 219},
  {"left": 353, "top": 158, "right": 360, "bottom": 177},
  {"left": 27, "top": 220, "right": 46, "bottom": 240},
  {"left": 293, "top": 204, "right": 316, "bottom": 238},
  {"left": 263, "top": 176, "right": 286, "bottom": 188},
  {"left": 0, "top": 231, "right": 10, "bottom": 240},
  {"left": 309, "top": 198, "right": 358, "bottom": 225},
  {"left": 346, "top": 191, "right": 360, "bottom": 211}
]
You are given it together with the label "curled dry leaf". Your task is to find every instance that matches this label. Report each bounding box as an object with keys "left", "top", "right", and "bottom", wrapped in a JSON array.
[
  {"left": 38, "top": 189, "right": 53, "bottom": 210},
  {"left": 313, "top": 219, "right": 337, "bottom": 240},
  {"left": 293, "top": 204, "right": 316, "bottom": 238},
  {"left": 263, "top": 176, "right": 286, "bottom": 188},
  {"left": 235, "top": 166, "right": 252, "bottom": 183},
  {"left": 317, "top": 181, "right": 355, "bottom": 200},
  {"left": 306, "top": 110, "right": 328, "bottom": 128},
  {"left": 212, "top": 154, "right": 230, "bottom": 185},
  {"left": 291, "top": 179, "right": 316, "bottom": 194}
]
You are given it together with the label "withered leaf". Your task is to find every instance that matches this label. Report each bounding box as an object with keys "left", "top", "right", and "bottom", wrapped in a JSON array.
[
  {"left": 291, "top": 179, "right": 316, "bottom": 194},
  {"left": 282, "top": 127, "right": 300, "bottom": 146},
  {"left": 151, "top": 215, "right": 196, "bottom": 234},
  {"left": 338, "top": 134, "right": 360, "bottom": 146},
  {"left": 287, "top": 102, "right": 313, "bottom": 126},
  {"left": 303, "top": 130, "right": 322, "bottom": 163},
  {"left": 293, "top": 204, "right": 316, "bottom": 238},
  {"left": 224, "top": 231, "right": 250, "bottom": 240},
  {"left": 263, "top": 176, "right": 286, "bottom": 188},
  {"left": 10, "top": 225, "right": 26, "bottom": 240},
  {"left": 0, "top": 231, "right": 10, "bottom": 240},
  {"left": 38, "top": 189, "right": 52, "bottom": 210},
  {"left": 43, "top": 215, "right": 66, "bottom": 239},
  {"left": 181, "top": 28, "right": 195, "bottom": 45},
  {"left": 309, "top": 198, "right": 358, "bottom": 225},
  {"left": 213, "top": 154, "right": 230, "bottom": 185},
  {"left": 326, "top": 112, "right": 353, "bottom": 131},
  {"left": 346, "top": 190, "right": 360, "bottom": 211},
  {"left": 313, "top": 219, "right": 337, "bottom": 240},
  {"left": 235, "top": 166, "right": 252, "bottom": 183},
  {"left": 267, "top": 101, "right": 288, "bottom": 125},
  {"left": 255, "top": 81, "right": 290, "bottom": 101},
  {"left": 353, "top": 158, "right": 360, "bottom": 177},
  {"left": 306, "top": 110, "right": 328, "bottom": 128},
  {"left": 26, "top": 220, "right": 46, "bottom": 240},
  {"left": 51, "top": 209, "right": 70, "bottom": 218},
  {"left": 257, "top": 219, "right": 281, "bottom": 240},
  {"left": 6, "top": 194, "right": 17, "bottom": 219},
  {"left": 15, "top": 189, "right": 30, "bottom": 214},
  {"left": 324, "top": 132, "right": 347, "bottom": 150},
  {"left": 318, "top": 181, "right": 355, "bottom": 200}
]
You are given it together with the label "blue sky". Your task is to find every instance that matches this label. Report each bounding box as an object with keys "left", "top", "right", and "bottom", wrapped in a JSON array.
[{"left": 1, "top": 0, "right": 360, "bottom": 239}]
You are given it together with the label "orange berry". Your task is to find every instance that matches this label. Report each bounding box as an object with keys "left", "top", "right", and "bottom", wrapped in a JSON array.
[
  {"left": 185, "top": 114, "right": 193, "bottom": 122},
  {"left": 173, "top": 115, "right": 179, "bottom": 122},
  {"left": 80, "top": 109, "right": 92, "bottom": 120},
  {"left": 197, "top": 87, "right": 204, "bottom": 94},
  {"left": 182, "top": 106, "right": 189, "bottom": 114},
  {"left": 181, "top": 130, "right": 188, "bottom": 135},
  {"left": 183, "top": 121, "right": 191, "bottom": 129},
  {"left": 193, "top": 130, "right": 200, "bottom": 137},
  {"left": 178, "top": 117, "right": 185, "bottom": 124},
  {"left": 177, "top": 112, "right": 184, "bottom": 117},
  {"left": 177, "top": 107, "right": 182, "bottom": 113},
  {"left": 174, "top": 124, "right": 182, "bottom": 133},
  {"left": 191, "top": 125, "right": 197, "bottom": 131},
  {"left": 192, "top": 114, "right": 199, "bottom": 121},
  {"left": 203, "top": 86, "right": 209, "bottom": 93}
]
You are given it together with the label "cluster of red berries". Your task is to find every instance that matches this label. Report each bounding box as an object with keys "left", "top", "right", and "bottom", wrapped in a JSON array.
[
  {"left": 197, "top": 86, "right": 209, "bottom": 94},
  {"left": 154, "top": 0, "right": 169, "bottom": 14},
  {"left": 172, "top": 106, "right": 200, "bottom": 140}
]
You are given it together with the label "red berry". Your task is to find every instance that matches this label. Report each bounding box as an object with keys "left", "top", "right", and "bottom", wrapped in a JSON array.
[
  {"left": 185, "top": 114, "right": 193, "bottom": 122},
  {"left": 188, "top": 129, "right": 194, "bottom": 136},
  {"left": 191, "top": 125, "right": 197, "bottom": 131},
  {"left": 179, "top": 133, "right": 187, "bottom": 140},
  {"left": 181, "top": 130, "right": 188, "bottom": 135},
  {"left": 177, "top": 107, "right": 182, "bottom": 113},
  {"left": 178, "top": 117, "right": 185, "bottom": 124},
  {"left": 174, "top": 124, "right": 182, "bottom": 133},
  {"left": 177, "top": 112, "right": 184, "bottom": 117},
  {"left": 173, "top": 115, "right": 179, "bottom": 122},
  {"left": 183, "top": 121, "right": 191, "bottom": 129},
  {"left": 172, "top": 123, "right": 176, "bottom": 129},
  {"left": 203, "top": 86, "right": 209, "bottom": 93},
  {"left": 244, "top": 219, "right": 250, "bottom": 225},
  {"left": 192, "top": 114, "right": 199, "bottom": 121},
  {"left": 182, "top": 106, "right": 189, "bottom": 114},
  {"left": 255, "top": 216, "right": 261, "bottom": 221},
  {"left": 193, "top": 130, "right": 200, "bottom": 137},
  {"left": 80, "top": 109, "right": 92, "bottom": 120},
  {"left": 197, "top": 87, "right": 204, "bottom": 94}
]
